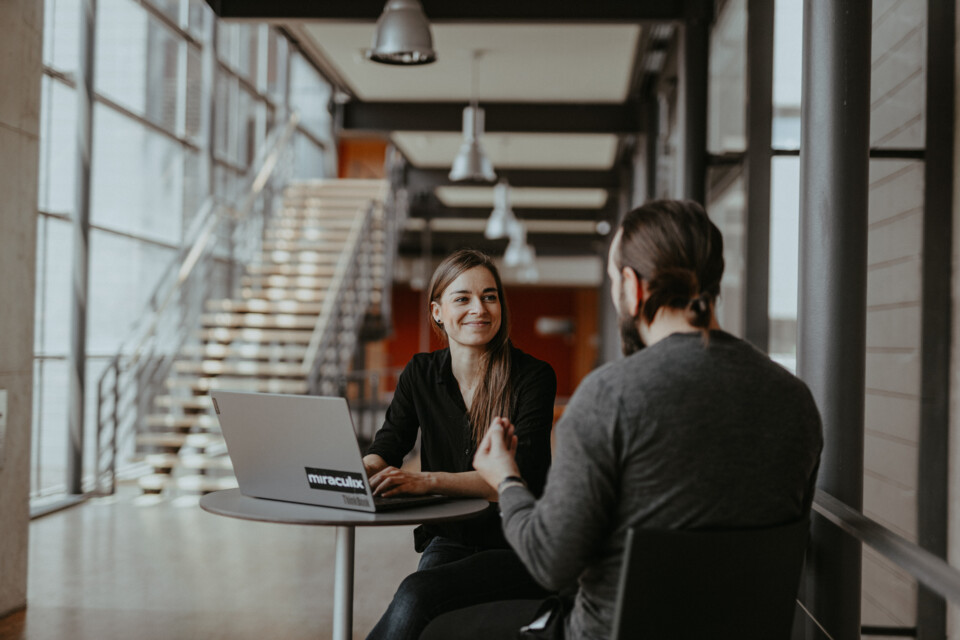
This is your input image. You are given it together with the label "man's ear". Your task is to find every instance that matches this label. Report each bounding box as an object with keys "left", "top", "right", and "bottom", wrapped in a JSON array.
[{"left": 621, "top": 267, "right": 643, "bottom": 316}]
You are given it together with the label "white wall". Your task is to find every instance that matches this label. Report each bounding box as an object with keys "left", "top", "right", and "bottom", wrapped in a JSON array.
[
  {"left": 0, "top": 0, "right": 42, "bottom": 619},
  {"left": 948, "top": 4, "right": 960, "bottom": 637},
  {"left": 859, "top": 0, "right": 929, "bottom": 627}
]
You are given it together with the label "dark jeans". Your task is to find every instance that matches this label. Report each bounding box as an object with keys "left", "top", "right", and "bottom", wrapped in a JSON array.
[
  {"left": 365, "top": 537, "right": 550, "bottom": 640},
  {"left": 420, "top": 598, "right": 557, "bottom": 640}
]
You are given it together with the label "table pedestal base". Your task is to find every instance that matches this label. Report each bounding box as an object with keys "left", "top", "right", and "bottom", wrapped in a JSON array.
[{"left": 333, "top": 525, "right": 356, "bottom": 640}]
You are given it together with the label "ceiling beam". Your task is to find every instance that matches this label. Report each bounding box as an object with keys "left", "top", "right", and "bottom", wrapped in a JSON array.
[
  {"left": 406, "top": 167, "right": 621, "bottom": 191},
  {"left": 343, "top": 101, "right": 642, "bottom": 134},
  {"left": 397, "top": 232, "right": 608, "bottom": 258},
  {"left": 206, "top": 1, "right": 685, "bottom": 22},
  {"left": 409, "top": 203, "right": 619, "bottom": 222}
]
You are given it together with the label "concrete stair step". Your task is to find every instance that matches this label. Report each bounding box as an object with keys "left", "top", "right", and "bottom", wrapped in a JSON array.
[
  {"left": 270, "top": 218, "right": 359, "bottom": 230},
  {"left": 179, "top": 344, "right": 308, "bottom": 361},
  {"left": 200, "top": 312, "right": 317, "bottom": 330},
  {"left": 264, "top": 228, "right": 353, "bottom": 241},
  {"left": 284, "top": 179, "right": 387, "bottom": 196},
  {"left": 143, "top": 453, "right": 233, "bottom": 473},
  {"left": 173, "top": 360, "right": 306, "bottom": 378},
  {"left": 165, "top": 377, "right": 309, "bottom": 394},
  {"left": 275, "top": 206, "right": 366, "bottom": 219},
  {"left": 138, "top": 473, "right": 237, "bottom": 495},
  {"left": 239, "top": 288, "right": 327, "bottom": 303},
  {"left": 136, "top": 432, "right": 223, "bottom": 450},
  {"left": 204, "top": 299, "right": 326, "bottom": 315},
  {"left": 240, "top": 275, "right": 334, "bottom": 289},
  {"left": 145, "top": 414, "right": 220, "bottom": 431},
  {"left": 195, "top": 328, "right": 314, "bottom": 343},
  {"left": 259, "top": 251, "right": 343, "bottom": 265},
  {"left": 154, "top": 395, "right": 214, "bottom": 411},
  {"left": 244, "top": 263, "right": 337, "bottom": 277},
  {"left": 262, "top": 240, "right": 352, "bottom": 252}
]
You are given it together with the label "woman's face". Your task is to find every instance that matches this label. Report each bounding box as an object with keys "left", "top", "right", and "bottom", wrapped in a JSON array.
[{"left": 431, "top": 266, "right": 502, "bottom": 351}]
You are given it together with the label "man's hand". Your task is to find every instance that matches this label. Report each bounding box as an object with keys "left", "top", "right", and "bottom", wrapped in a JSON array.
[
  {"left": 368, "top": 466, "right": 437, "bottom": 497},
  {"left": 473, "top": 417, "right": 522, "bottom": 491}
]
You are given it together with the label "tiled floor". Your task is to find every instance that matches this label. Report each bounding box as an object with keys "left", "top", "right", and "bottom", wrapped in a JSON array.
[{"left": 0, "top": 489, "right": 421, "bottom": 640}]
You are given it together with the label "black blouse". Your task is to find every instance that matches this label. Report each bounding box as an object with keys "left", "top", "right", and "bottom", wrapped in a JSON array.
[{"left": 366, "top": 344, "right": 557, "bottom": 550}]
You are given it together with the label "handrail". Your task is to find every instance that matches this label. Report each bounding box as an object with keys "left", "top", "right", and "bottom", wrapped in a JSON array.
[
  {"left": 813, "top": 489, "right": 960, "bottom": 604},
  {"left": 94, "top": 111, "right": 300, "bottom": 495},
  {"left": 305, "top": 200, "right": 383, "bottom": 396},
  {"left": 301, "top": 202, "right": 372, "bottom": 374},
  {"left": 122, "top": 112, "right": 301, "bottom": 371}
]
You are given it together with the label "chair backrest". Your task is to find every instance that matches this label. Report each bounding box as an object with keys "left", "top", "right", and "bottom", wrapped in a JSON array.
[{"left": 609, "top": 517, "right": 809, "bottom": 640}]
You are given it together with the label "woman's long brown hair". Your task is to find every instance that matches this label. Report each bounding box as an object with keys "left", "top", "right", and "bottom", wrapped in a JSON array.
[{"left": 428, "top": 250, "right": 512, "bottom": 446}]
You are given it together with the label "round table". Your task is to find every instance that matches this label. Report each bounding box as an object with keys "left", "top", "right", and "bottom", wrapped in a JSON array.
[{"left": 200, "top": 489, "right": 490, "bottom": 640}]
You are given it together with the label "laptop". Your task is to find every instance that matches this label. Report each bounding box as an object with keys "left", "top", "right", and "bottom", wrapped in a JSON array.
[{"left": 210, "top": 390, "right": 446, "bottom": 512}]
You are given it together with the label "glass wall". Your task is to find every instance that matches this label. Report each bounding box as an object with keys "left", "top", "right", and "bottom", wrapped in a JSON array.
[
  {"left": 33, "top": 0, "right": 333, "bottom": 499},
  {"left": 706, "top": 0, "right": 746, "bottom": 337},
  {"left": 761, "top": 0, "right": 930, "bottom": 628}
]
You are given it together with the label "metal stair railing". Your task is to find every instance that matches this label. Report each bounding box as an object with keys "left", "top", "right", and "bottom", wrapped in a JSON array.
[
  {"left": 303, "top": 197, "right": 387, "bottom": 397},
  {"left": 94, "top": 112, "right": 300, "bottom": 496}
]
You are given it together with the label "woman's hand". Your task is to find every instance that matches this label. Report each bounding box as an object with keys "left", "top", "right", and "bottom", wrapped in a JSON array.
[
  {"left": 368, "top": 466, "right": 437, "bottom": 497},
  {"left": 362, "top": 454, "right": 389, "bottom": 478},
  {"left": 473, "top": 417, "right": 522, "bottom": 491}
]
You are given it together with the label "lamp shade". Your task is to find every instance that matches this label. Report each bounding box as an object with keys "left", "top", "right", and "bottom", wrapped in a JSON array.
[
  {"left": 485, "top": 180, "right": 518, "bottom": 239},
  {"left": 366, "top": 0, "right": 437, "bottom": 66},
  {"left": 504, "top": 223, "right": 536, "bottom": 268},
  {"left": 449, "top": 106, "right": 496, "bottom": 182}
]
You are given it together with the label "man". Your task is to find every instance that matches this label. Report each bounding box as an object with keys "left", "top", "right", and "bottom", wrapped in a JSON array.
[{"left": 421, "top": 199, "right": 823, "bottom": 640}]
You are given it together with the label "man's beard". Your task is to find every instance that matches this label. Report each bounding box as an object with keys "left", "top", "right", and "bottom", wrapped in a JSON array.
[{"left": 618, "top": 292, "right": 645, "bottom": 356}]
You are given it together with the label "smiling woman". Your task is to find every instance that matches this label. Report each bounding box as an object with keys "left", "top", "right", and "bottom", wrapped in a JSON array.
[{"left": 360, "top": 249, "right": 558, "bottom": 640}]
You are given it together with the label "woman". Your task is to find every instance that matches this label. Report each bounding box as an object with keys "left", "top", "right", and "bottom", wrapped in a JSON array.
[{"left": 363, "top": 249, "right": 557, "bottom": 640}]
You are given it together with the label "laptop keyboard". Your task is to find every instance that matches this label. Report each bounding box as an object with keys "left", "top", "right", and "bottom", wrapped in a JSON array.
[{"left": 372, "top": 494, "right": 448, "bottom": 510}]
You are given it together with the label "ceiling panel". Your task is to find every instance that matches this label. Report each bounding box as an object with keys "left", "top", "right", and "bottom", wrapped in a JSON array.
[
  {"left": 434, "top": 186, "right": 609, "bottom": 209},
  {"left": 392, "top": 132, "right": 620, "bottom": 169},
  {"left": 299, "top": 23, "right": 640, "bottom": 102}
]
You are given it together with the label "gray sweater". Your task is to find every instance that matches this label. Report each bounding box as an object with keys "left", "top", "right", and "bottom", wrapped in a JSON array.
[{"left": 500, "top": 330, "right": 823, "bottom": 640}]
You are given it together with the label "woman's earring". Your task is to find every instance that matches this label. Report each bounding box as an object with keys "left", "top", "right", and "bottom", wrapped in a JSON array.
[{"left": 434, "top": 318, "right": 443, "bottom": 327}]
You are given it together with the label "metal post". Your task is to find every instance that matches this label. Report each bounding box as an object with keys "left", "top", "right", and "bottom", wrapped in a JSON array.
[
  {"left": 797, "top": 1, "right": 872, "bottom": 639},
  {"left": 67, "top": 0, "right": 97, "bottom": 495},
  {"left": 681, "top": 0, "right": 711, "bottom": 204},
  {"left": 916, "top": 1, "right": 954, "bottom": 638},
  {"left": 332, "top": 525, "right": 355, "bottom": 640},
  {"left": 200, "top": 9, "right": 218, "bottom": 198},
  {"left": 742, "top": 0, "right": 773, "bottom": 353},
  {"left": 418, "top": 219, "right": 432, "bottom": 354},
  {"left": 643, "top": 86, "right": 659, "bottom": 202}
]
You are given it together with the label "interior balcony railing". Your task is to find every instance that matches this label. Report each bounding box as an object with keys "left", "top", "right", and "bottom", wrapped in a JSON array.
[
  {"left": 93, "top": 112, "right": 300, "bottom": 496},
  {"left": 798, "top": 490, "right": 960, "bottom": 639}
]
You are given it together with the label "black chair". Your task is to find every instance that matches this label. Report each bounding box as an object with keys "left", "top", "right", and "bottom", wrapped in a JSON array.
[{"left": 610, "top": 517, "right": 810, "bottom": 640}]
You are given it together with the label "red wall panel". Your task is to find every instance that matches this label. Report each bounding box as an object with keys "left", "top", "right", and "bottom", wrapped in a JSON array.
[{"left": 384, "top": 284, "right": 590, "bottom": 398}]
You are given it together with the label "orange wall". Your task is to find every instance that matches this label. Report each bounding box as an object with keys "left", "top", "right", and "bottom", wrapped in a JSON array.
[
  {"left": 338, "top": 139, "right": 388, "bottom": 178},
  {"left": 384, "top": 284, "right": 598, "bottom": 399}
]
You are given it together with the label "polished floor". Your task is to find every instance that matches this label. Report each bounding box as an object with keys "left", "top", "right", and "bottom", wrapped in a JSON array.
[{"left": 0, "top": 488, "right": 421, "bottom": 640}]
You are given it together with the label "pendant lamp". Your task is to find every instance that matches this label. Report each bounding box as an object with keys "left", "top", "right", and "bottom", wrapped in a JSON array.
[
  {"left": 503, "top": 222, "right": 536, "bottom": 269},
  {"left": 449, "top": 51, "right": 496, "bottom": 182},
  {"left": 484, "top": 180, "right": 519, "bottom": 240},
  {"left": 366, "top": 0, "right": 437, "bottom": 66}
]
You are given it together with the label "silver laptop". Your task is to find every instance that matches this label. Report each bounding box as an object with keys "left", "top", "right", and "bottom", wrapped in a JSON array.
[{"left": 210, "top": 391, "right": 445, "bottom": 512}]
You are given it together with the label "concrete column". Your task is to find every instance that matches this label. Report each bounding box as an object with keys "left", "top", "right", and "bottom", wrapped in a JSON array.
[
  {"left": 797, "top": 1, "right": 872, "bottom": 638},
  {"left": 0, "top": 0, "right": 43, "bottom": 619}
]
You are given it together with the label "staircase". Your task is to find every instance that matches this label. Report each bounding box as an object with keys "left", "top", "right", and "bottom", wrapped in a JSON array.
[{"left": 134, "top": 179, "right": 390, "bottom": 496}]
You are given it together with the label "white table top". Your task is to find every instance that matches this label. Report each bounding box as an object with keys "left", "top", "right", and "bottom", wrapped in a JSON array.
[{"left": 200, "top": 488, "right": 491, "bottom": 526}]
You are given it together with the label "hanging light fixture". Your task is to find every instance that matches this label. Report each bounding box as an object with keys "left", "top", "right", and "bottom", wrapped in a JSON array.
[
  {"left": 503, "top": 222, "right": 536, "bottom": 268},
  {"left": 504, "top": 222, "right": 539, "bottom": 283},
  {"left": 449, "top": 51, "right": 496, "bottom": 182},
  {"left": 366, "top": 0, "right": 437, "bottom": 66},
  {"left": 485, "top": 179, "right": 519, "bottom": 239}
]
